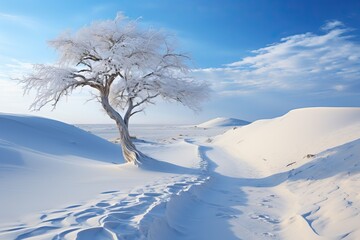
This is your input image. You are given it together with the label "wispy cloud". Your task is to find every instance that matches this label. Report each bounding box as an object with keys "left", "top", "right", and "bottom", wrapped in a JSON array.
[
  {"left": 0, "top": 58, "right": 90, "bottom": 104},
  {"left": 194, "top": 20, "right": 360, "bottom": 96},
  {"left": 0, "top": 59, "right": 33, "bottom": 102},
  {"left": 0, "top": 12, "right": 40, "bottom": 29},
  {"left": 322, "top": 20, "right": 344, "bottom": 31},
  {"left": 0, "top": 58, "right": 33, "bottom": 80}
]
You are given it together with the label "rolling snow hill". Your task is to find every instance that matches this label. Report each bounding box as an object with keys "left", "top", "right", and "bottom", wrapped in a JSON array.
[
  {"left": 1, "top": 108, "right": 360, "bottom": 239},
  {"left": 0, "top": 114, "right": 124, "bottom": 224},
  {"left": 213, "top": 107, "right": 360, "bottom": 239},
  {"left": 196, "top": 117, "right": 250, "bottom": 128},
  {"left": 0, "top": 113, "right": 208, "bottom": 240},
  {"left": 215, "top": 107, "right": 360, "bottom": 173},
  {"left": 0, "top": 113, "right": 123, "bottom": 164}
]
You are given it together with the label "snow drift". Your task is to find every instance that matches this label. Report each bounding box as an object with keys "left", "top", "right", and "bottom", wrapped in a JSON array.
[
  {"left": 196, "top": 117, "right": 250, "bottom": 128},
  {"left": 214, "top": 107, "right": 360, "bottom": 239},
  {"left": 215, "top": 107, "right": 360, "bottom": 173},
  {"left": 0, "top": 113, "right": 124, "bottom": 224},
  {"left": 1, "top": 108, "right": 360, "bottom": 239},
  {"left": 0, "top": 113, "right": 207, "bottom": 240},
  {"left": 0, "top": 113, "right": 123, "bottom": 164}
]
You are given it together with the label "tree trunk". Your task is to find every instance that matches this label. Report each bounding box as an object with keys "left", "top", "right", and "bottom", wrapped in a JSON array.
[
  {"left": 100, "top": 95, "right": 143, "bottom": 165},
  {"left": 124, "top": 114, "right": 130, "bottom": 128},
  {"left": 124, "top": 99, "right": 133, "bottom": 128}
]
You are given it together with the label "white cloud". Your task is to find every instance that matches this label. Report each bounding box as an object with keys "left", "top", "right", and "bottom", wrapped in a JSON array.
[
  {"left": 194, "top": 21, "right": 360, "bottom": 96},
  {"left": 0, "top": 58, "right": 110, "bottom": 123},
  {"left": 322, "top": 20, "right": 345, "bottom": 31},
  {"left": 0, "top": 12, "right": 39, "bottom": 29},
  {"left": 0, "top": 58, "right": 33, "bottom": 102},
  {"left": 0, "top": 58, "right": 33, "bottom": 80},
  {"left": 333, "top": 84, "right": 346, "bottom": 91}
]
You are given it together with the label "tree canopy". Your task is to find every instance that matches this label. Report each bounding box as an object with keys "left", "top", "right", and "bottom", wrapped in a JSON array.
[{"left": 22, "top": 13, "right": 210, "bottom": 164}]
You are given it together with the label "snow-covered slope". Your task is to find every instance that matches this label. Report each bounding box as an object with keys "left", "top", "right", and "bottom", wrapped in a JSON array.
[
  {"left": 215, "top": 107, "right": 360, "bottom": 173},
  {"left": 0, "top": 114, "right": 125, "bottom": 224},
  {"left": 196, "top": 117, "right": 250, "bottom": 128},
  {"left": 213, "top": 107, "right": 360, "bottom": 239},
  {"left": 0, "top": 113, "right": 123, "bottom": 164},
  {"left": 1, "top": 108, "right": 360, "bottom": 239},
  {"left": 0, "top": 113, "right": 209, "bottom": 240}
]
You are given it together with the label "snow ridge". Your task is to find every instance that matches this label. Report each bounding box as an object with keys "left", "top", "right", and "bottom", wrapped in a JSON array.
[{"left": 196, "top": 117, "right": 250, "bottom": 128}]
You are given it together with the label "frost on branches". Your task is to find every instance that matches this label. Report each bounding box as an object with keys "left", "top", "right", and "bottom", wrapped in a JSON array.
[{"left": 21, "top": 13, "right": 209, "bottom": 165}]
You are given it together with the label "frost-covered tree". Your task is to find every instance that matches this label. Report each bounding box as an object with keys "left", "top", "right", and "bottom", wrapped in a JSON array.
[{"left": 22, "top": 14, "right": 209, "bottom": 165}]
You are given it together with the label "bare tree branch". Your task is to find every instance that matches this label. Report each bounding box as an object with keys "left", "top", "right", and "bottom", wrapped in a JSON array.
[{"left": 21, "top": 12, "right": 210, "bottom": 164}]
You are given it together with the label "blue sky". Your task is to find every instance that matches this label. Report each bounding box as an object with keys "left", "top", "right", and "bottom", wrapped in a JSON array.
[{"left": 0, "top": 0, "right": 359, "bottom": 124}]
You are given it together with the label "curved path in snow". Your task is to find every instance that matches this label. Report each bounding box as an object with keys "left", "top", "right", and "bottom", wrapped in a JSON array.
[
  {"left": 0, "top": 137, "right": 304, "bottom": 240},
  {"left": 0, "top": 139, "right": 209, "bottom": 240},
  {"left": 160, "top": 136, "right": 360, "bottom": 240},
  {"left": 146, "top": 138, "right": 288, "bottom": 240},
  {"left": 2, "top": 109, "right": 360, "bottom": 239},
  {"left": 2, "top": 132, "right": 358, "bottom": 239}
]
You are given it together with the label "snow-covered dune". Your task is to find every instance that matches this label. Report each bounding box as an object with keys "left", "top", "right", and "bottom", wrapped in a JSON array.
[
  {"left": 213, "top": 107, "right": 360, "bottom": 239},
  {"left": 0, "top": 113, "right": 208, "bottom": 240},
  {"left": 0, "top": 114, "right": 124, "bottom": 224},
  {"left": 1, "top": 108, "right": 360, "bottom": 239},
  {"left": 215, "top": 107, "right": 360, "bottom": 173},
  {"left": 0, "top": 113, "right": 123, "bottom": 164},
  {"left": 196, "top": 117, "right": 250, "bottom": 128}
]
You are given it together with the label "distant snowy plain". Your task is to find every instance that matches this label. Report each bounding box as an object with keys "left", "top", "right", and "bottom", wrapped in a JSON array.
[{"left": 0, "top": 107, "right": 359, "bottom": 239}]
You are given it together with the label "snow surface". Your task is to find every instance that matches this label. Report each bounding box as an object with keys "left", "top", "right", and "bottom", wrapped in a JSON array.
[
  {"left": 0, "top": 114, "right": 123, "bottom": 222},
  {"left": 213, "top": 107, "right": 360, "bottom": 239},
  {"left": 196, "top": 117, "right": 250, "bottom": 128},
  {"left": 1, "top": 107, "right": 360, "bottom": 239}
]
